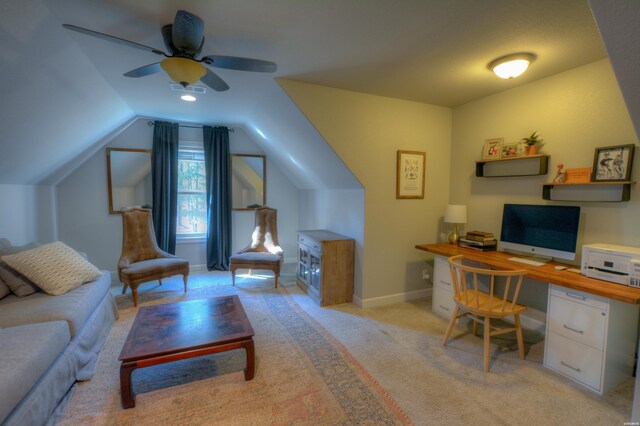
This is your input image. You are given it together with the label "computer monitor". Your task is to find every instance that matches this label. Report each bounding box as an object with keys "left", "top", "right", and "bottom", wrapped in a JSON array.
[{"left": 499, "top": 204, "right": 581, "bottom": 261}]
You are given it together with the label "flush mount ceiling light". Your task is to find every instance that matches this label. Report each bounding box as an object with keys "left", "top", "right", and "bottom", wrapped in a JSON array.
[
  {"left": 181, "top": 94, "right": 196, "bottom": 102},
  {"left": 488, "top": 53, "right": 536, "bottom": 79}
]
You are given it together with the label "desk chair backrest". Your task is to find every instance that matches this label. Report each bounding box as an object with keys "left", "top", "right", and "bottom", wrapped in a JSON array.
[{"left": 448, "top": 255, "right": 527, "bottom": 317}]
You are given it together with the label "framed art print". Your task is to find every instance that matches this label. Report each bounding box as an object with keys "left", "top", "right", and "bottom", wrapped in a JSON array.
[
  {"left": 591, "top": 144, "right": 635, "bottom": 182},
  {"left": 396, "top": 150, "right": 425, "bottom": 199},
  {"left": 482, "top": 138, "right": 503, "bottom": 159}
]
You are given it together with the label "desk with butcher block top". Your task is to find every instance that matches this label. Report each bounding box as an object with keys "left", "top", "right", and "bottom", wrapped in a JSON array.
[{"left": 415, "top": 242, "right": 640, "bottom": 394}]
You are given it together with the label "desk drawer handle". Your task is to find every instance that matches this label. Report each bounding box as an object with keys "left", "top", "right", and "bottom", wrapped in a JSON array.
[
  {"left": 560, "top": 361, "right": 581, "bottom": 373},
  {"left": 439, "top": 280, "right": 451, "bottom": 286},
  {"left": 565, "top": 292, "right": 586, "bottom": 301},
  {"left": 563, "top": 324, "right": 584, "bottom": 335},
  {"left": 438, "top": 305, "right": 450, "bottom": 311}
]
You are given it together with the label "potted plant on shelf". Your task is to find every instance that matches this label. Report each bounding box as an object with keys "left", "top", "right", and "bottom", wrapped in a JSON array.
[{"left": 521, "top": 131, "right": 543, "bottom": 155}]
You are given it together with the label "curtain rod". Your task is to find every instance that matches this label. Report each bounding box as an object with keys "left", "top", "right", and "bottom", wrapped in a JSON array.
[{"left": 147, "top": 120, "right": 235, "bottom": 132}]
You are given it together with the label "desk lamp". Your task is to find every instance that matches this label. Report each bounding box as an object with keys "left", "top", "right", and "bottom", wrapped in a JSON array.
[{"left": 445, "top": 204, "right": 467, "bottom": 244}]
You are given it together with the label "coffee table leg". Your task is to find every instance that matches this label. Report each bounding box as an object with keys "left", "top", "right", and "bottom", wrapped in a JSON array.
[
  {"left": 242, "top": 339, "right": 255, "bottom": 380},
  {"left": 120, "top": 362, "right": 137, "bottom": 408}
]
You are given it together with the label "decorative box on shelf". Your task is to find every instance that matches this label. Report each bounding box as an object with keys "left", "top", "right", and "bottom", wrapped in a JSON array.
[{"left": 564, "top": 168, "right": 591, "bottom": 183}]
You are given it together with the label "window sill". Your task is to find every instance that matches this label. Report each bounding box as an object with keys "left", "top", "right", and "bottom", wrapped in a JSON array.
[{"left": 177, "top": 236, "right": 206, "bottom": 244}]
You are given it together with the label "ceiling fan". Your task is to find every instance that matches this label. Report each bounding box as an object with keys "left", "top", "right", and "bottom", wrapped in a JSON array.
[{"left": 63, "top": 10, "right": 277, "bottom": 92}]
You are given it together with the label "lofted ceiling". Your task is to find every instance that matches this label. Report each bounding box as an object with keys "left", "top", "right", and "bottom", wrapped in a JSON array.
[{"left": 0, "top": 0, "right": 608, "bottom": 186}]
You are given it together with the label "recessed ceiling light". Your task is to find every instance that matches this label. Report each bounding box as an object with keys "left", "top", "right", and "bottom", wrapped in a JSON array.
[
  {"left": 488, "top": 53, "right": 536, "bottom": 79},
  {"left": 181, "top": 94, "right": 197, "bottom": 102}
]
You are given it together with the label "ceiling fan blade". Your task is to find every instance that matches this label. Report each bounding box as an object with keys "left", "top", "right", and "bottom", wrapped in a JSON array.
[
  {"left": 172, "top": 10, "right": 204, "bottom": 56},
  {"left": 200, "top": 69, "right": 229, "bottom": 92},
  {"left": 62, "top": 24, "right": 167, "bottom": 56},
  {"left": 124, "top": 62, "right": 162, "bottom": 78},
  {"left": 202, "top": 55, "right": 277, "bottom": 73}
]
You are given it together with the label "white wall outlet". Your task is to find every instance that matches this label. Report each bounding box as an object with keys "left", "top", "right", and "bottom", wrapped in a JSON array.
[{"left": 422, "top": 269, "right": 430, "bottom": 280}]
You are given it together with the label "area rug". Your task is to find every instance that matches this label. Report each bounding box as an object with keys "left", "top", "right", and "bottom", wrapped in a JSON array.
[{"left": 57, "top": 276, "right": 411, "bottom": 425}]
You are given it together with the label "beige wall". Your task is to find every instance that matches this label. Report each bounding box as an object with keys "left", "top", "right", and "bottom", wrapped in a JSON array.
[
  {"left": 280, "top": 80, "right": 452, "bottom": 301},
  {"left": 451, "top": 59, "right": 639, "bottom": 262}
]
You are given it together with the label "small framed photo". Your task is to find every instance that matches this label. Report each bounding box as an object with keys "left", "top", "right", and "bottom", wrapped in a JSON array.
[
  {"left": 500, "top": 142, "right": 521, "bottom": 158},
  {"left": 482, "top": 138, "right": 503, "bottom": 159},
  {"left": 396, "top": 150, "right": 426, "bottom": 199},
  {"left": 591, "top": 144, "right": 635, "bottom": 182}
]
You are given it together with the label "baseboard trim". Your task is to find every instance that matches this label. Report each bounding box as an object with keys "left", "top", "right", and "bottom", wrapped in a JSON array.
[{"left": 353, "top": 288, "right": 432, "bottom": 309}]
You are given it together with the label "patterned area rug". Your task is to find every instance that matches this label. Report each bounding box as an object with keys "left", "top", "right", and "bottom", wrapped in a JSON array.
[{"left": 57, "top": 277, "right": 411, "bottom": 425}]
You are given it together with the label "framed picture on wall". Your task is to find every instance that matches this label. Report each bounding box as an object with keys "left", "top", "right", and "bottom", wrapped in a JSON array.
[
  {"left": 396, "top": 150, "right": 426, "bottom": 199},
  {"left": 500, "top": 142, "right": 521, "bottom": 158},
  {"left": 591, "top": 144, "right": 635, "bottom": 182},
  {"left": 482, "top": 138, "right": 503, "bottom": 159}
]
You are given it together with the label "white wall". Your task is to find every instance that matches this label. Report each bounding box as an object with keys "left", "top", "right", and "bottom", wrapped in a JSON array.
[
  {"left": 281, "top": 80, "right": 452, "bottom": 304},
  {"left": 56, "top": 117, "right": 300, "bottom": 273},
  {"left": 450, "top": 59, "right": 639, "bottom": 325},
  {"left": 0, "top": 184, "right": 57, "bottom": 245}
]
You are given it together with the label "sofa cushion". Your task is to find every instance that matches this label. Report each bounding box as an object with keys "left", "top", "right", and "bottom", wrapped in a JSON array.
[
  {"left": 0, "top": 278, "right": 9, "bottom": 300},
  {"left": 0, "top": 321, "right": 70, "bottom": 423},
  {"left": 0, "top": 272, "right": 110, "bottom": 337},
  {"left": 0, "top": 263, "right": 39, "bottom": 297},
  {"left": 1, "top": 242, "right": 101, "bottom": 296}
]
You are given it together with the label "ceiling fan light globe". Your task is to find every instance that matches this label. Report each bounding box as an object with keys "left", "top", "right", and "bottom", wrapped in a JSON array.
[{"left": 160, "top": 57, "right": 206, "bottom": 86}]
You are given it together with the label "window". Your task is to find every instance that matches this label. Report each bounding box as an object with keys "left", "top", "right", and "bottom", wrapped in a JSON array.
[{"left": 177, "top": 149, "right": 207, "bottom": 238}]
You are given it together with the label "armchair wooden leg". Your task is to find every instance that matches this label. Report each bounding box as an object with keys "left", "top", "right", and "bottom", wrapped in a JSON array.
[
  {"left": 442, "top": 306, "right": 460, "bottom": 347},
  {"left": 132, "top": 288, "right": 139, "bottom": 308},
  {"left": 183, "top": 274, "right": 188, "bottom": 293},
  {"left": 159, "top": 279, "right": 162, "bottom": 286},
  {"left": 231, "top": 270, "right": 236, "bottom": 286},
  {"left": 274, "top": 273, "right": 279, "bottom": 288},
  {"left": 515, "top": 314, "right": 525, "bottom": 360},
  {"left": 121, "top": 284, "right": 128, "bottom": 295},
  {"left": 484, "top": 318, "right": 491, "bottom": 372}
]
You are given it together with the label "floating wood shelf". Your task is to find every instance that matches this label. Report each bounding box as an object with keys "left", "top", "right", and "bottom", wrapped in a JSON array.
[
  {"left": 542, "top": 181, "right": 636, "bottom": 202},
  {"left": 475, "top": 154, "right": 549, "bottom": 177}
]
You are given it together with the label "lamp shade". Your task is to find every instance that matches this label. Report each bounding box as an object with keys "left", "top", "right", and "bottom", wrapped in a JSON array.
[
  {"left": 444, "top": 204, "right": 467, "bottom": 224},
  {"left": 160, "top": 57, "right": 206, "bottom": 87}
]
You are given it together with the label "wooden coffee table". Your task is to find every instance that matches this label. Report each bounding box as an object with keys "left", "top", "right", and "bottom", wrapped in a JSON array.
[{"left": 118, "top": 295, "right": 255, "bottom": 408}]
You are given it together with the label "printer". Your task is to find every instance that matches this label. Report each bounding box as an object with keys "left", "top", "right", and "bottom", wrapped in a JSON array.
[{"left": 581, "top": 243, "right": 640, "bottom": 287}]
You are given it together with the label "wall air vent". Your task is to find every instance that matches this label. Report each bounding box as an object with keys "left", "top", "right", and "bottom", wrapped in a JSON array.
[{"left": 169, "top": 84, "right": 207, "bottom": 94}]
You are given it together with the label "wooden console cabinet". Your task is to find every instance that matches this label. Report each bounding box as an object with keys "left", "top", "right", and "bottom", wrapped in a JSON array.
[{"left": 297, "top": 230, "right": 355, "bottom": 306}]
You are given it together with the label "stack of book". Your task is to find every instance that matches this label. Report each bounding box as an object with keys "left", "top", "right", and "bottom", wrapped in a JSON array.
[{"left": 458, "top": 231, "right": 497, "bottom": 251}]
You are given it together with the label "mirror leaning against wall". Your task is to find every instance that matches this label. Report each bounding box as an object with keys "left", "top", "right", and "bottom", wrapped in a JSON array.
[
  {"left": 106, "top": 148, "right": 152, "bottom": 214},
  {"left": 107, "top": 149, "right": 266, "bottom": 214},
  {"left": 231, "top": 154, "right": 266, "bottom": 210}
]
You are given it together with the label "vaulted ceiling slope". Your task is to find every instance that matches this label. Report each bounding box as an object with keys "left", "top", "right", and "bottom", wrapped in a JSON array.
[{"left": 0, "top": 0, "right": 610, "bottom": 186}]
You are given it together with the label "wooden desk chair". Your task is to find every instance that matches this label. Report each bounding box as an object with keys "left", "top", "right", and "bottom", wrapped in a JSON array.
[{"left": 442, "top": 255, "right": 528, "bottom": 372}]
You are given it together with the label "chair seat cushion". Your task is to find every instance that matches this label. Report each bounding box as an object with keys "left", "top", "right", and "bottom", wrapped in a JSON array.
[
  {"left": 121, "top": 257, "right": 188, "bottom": 281},
  {"left": 230, "top": 252, "right": 282, "bottom": 264}
]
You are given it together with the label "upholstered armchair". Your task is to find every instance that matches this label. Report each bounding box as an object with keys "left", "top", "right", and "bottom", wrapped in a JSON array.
[
  {"left": 118, "top": 208, "right": 189, "bottom": 306},
  {"left": 230, "top": 207, "right": 283, "bottom": 287}
]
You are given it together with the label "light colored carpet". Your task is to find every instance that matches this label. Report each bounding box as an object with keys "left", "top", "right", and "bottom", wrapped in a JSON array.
[
  {"left": 57, "top": 273, "right": 410, "bottom": 425},
  {"left": 59, "top": 272, "right": 634, "bottom": 425}
]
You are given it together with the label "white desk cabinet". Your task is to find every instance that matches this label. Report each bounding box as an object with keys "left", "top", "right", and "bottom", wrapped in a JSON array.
[
  {"left": 432, "top": 255, "right": 456, "bottom": 318},
  {"left": 544, "top": 285, "right": 639, "bottom": 393}
]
